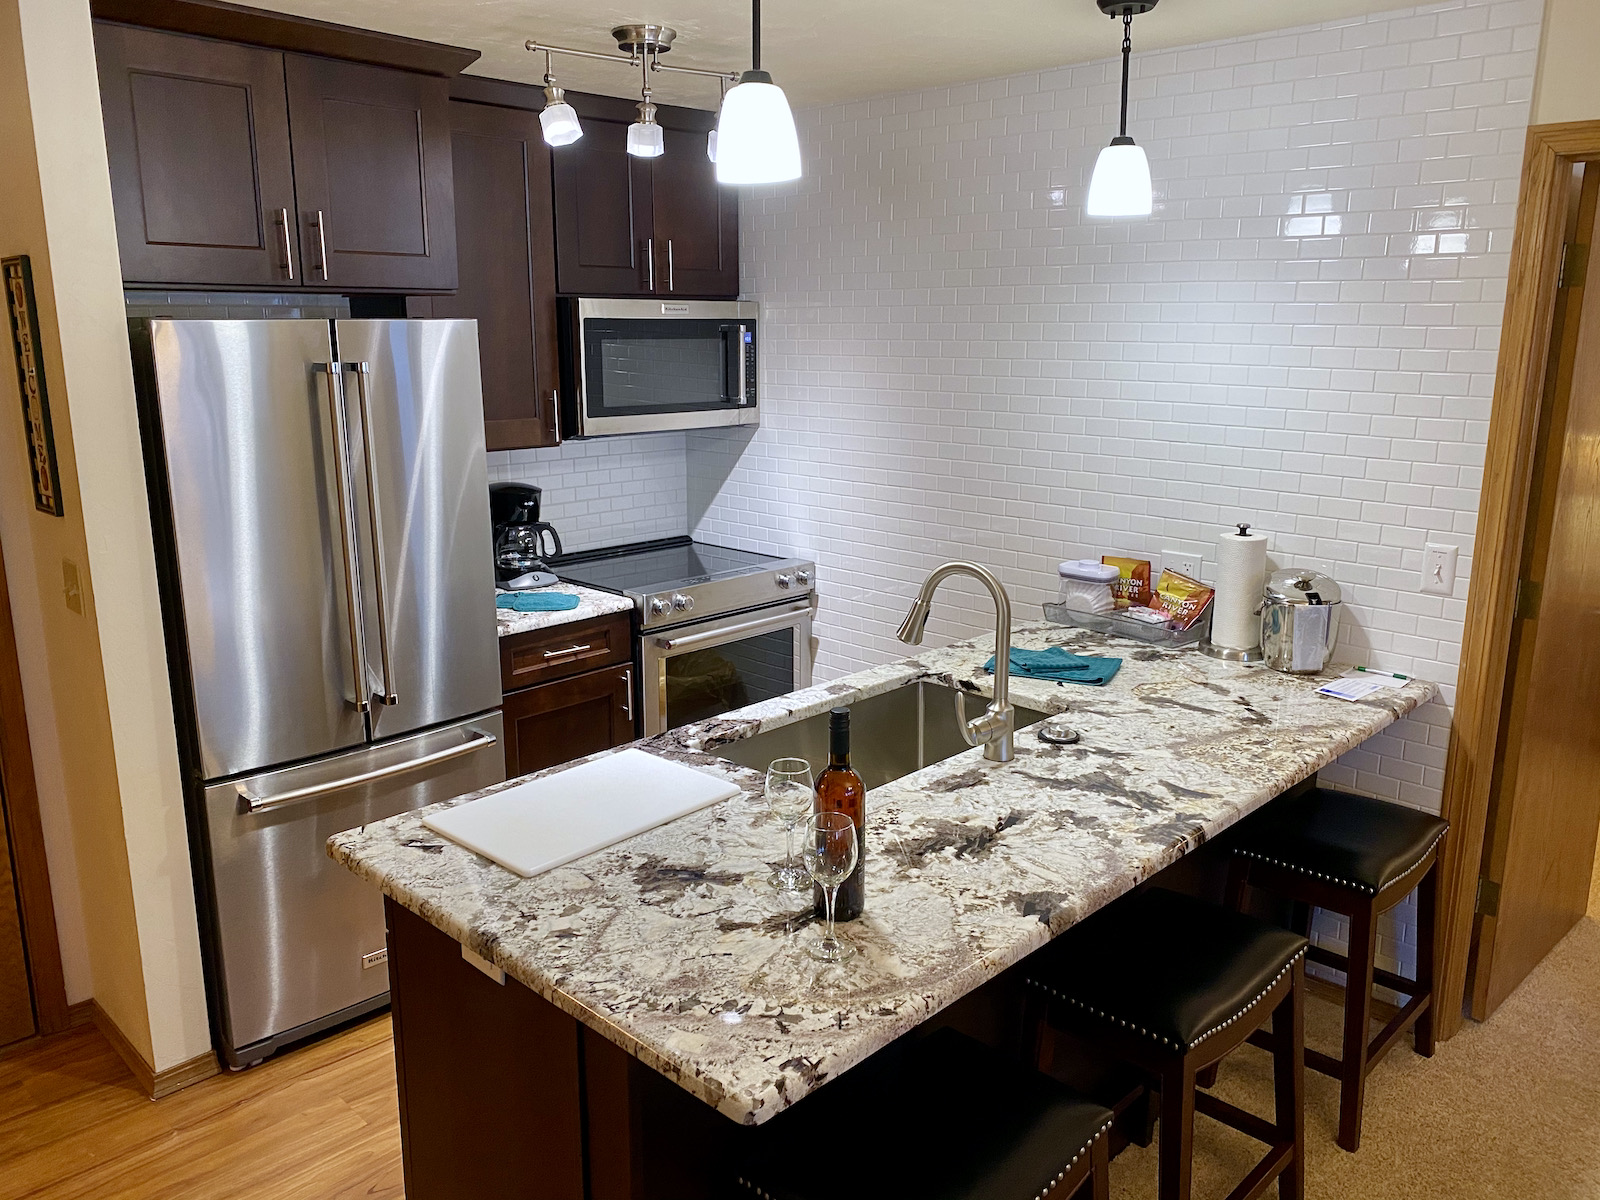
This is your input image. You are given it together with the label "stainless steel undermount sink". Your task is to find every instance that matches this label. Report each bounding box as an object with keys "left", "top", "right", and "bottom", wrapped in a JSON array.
[{"left": 712, "top": 679, "right": 1050, "bottom": 791}]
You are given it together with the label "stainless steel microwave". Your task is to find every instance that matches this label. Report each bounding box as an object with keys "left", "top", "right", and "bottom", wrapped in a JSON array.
[{"left": 558, "top": 298, "right": 759, "bottom": 437}]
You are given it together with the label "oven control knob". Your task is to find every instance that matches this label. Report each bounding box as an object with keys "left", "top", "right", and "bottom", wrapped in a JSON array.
[
  {"left": 775, "top": 573, "right": 793, "bottom": 589},
  {"left": 795, "top": 569, "right": 813, "bottom": 585},
  {"left": 649, "top": 597, "right": 671, "bottom": 616},
  {"left": 672, "top": 593, "right": 694, "bottom": 611}
]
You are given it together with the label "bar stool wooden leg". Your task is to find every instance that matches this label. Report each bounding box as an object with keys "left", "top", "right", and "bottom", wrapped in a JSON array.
[
  {"left": 1414, "top": 865, "right": 1438, "bottom": 1058},
  {"left": 1338, "top": 903, "right": 1378, "bottom": 1152},
  {"left": 1158, "top": 1060, "right": 1197, "bottom": 1200},
  {"left": 1089, "top": 1133, "right": 1111, "bottom": 1200},
  {"left": 1274, "top": 959, "right": 1306, "bottom": 1200}
]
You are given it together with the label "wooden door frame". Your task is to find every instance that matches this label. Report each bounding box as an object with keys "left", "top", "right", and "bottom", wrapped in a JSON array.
[
  {"left": 1436, "top": 120, "right": 1600, "bottom": 1040},
  {"left": 0, "top": 532, "right": 68, "bottom": 1035}
]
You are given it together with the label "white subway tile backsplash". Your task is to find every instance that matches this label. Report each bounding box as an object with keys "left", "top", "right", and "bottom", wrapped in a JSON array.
[{"left": 686, "top": 0, "right": 1539, "bottom": 974}]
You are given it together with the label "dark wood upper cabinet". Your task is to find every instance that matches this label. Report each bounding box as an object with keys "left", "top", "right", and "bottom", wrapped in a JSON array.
[
  {"left": 650, "top": 122, "right": 740, "bottom": 297},
  {"left": 428, "top": 98, "right": 559, "bottom": 450},
  {"left": 284, "top": 55, "right": 457, "bottom": 291},
  {"left": 551, "top": 93, "right": 737, "bottom": 299},
  {"left": 94, "top": 23, "right": 299, "bottom": 287}
]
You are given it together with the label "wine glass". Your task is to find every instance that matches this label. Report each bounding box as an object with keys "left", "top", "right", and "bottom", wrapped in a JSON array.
[
  {"left": 801, "top": 810, "right": 858, "bottom": 964},
  {"left": 765, "top": 758, "right": 813, "bottom": 894}
]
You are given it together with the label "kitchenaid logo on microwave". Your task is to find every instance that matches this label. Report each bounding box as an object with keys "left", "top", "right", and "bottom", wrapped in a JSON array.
[{"left": 660, "top": 303, "right": 691, "bottom": 315}]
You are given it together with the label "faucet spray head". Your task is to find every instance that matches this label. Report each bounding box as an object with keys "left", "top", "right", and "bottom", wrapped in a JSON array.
[{"left": 896, "top": 597, "right": 932, "bottom": 645}]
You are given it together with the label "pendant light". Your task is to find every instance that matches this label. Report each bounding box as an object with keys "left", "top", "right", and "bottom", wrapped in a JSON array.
[
  {"left": 537, "top": 50, "right": 583, "bottom": 146},
  {"left": 627, "top": 50, "right": 665, "bottom": 158},
  {"left": 715, "top": 0, "right": 801, "bottom": 185},
  {"left": 1086, "top": 0, "right": 1157, "bottom": 218}
]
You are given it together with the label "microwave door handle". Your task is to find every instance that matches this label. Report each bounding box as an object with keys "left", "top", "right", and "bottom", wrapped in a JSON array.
[
  {"left": 736, "top": 325, "right": 748, "bottom": 405},
  {"left": 317, "top": 362, "right": 370, "bottom": 714},
  {"left": 345, "top": 361, "right": 398, "bottom": 706}
]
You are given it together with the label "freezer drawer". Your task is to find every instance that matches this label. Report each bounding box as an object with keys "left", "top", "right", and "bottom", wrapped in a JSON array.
[{"left": 203, "top": 712, "right": 504, "bottom": 1063}]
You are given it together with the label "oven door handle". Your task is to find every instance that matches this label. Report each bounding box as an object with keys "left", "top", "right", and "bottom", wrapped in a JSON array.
[{"left": 650, "top": 602, "right": 811, "bottom": 653}]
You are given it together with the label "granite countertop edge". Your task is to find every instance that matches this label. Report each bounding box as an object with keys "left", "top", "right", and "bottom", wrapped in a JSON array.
[
  {"left": 329, "top": 621, "right": 1436, "bottom": 1126},
  {"left": 494, "top": 583, "right": 634, "bottom": 637}
]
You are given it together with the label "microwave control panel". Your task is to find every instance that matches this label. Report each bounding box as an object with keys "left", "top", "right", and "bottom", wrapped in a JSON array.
[{"left": 742, "top": 328, "right": 757, "bottom": 405}]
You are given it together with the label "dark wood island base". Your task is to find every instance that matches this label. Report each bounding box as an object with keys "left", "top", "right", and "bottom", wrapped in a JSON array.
[{"left": 385, "top": 899, "right": 738, "bottom": 1200}]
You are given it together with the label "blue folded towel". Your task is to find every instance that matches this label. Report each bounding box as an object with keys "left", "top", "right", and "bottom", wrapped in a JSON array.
[
  {"left": 983, "top": 646, "right": 1122, "bottom": 686},
  {"left": 497, "top": 591, "right": 582, "bottom": 613}
]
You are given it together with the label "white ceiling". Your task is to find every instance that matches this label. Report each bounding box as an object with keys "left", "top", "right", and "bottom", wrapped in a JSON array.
[{"left": 257, "top": 0, "right": 1422, "bottom": 107}]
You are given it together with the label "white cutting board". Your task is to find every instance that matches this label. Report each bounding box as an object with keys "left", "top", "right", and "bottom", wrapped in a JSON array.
[{"left": 422, "top": 748, "right": 744, "bottom": 878}]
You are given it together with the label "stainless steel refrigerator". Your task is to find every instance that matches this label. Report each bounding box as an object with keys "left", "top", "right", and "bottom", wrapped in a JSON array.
[{"left": 132, "top": 318, "right": 505, "bottom": 1068}]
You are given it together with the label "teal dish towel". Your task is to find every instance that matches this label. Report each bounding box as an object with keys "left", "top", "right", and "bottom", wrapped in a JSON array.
[
  {"left": 984, "top": 646, "right": 1122, "bottom": 686},
  {"left": 497, "top": 591, "right": 582, "bottom": 613}
]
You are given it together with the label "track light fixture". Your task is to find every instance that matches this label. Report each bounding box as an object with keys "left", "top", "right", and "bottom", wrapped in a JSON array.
[{"left": 1086, "top": 0, "right": 1158, "bottom": 218}]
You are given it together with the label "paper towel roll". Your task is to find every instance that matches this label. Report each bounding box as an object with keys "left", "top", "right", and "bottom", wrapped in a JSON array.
[{"left": 1213, "top": 524, "right": 1269, "bottom": 650}]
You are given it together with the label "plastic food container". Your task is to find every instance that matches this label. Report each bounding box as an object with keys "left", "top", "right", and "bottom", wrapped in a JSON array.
[{"left": 1057, "top": 559, "right": 1119, "bottom": 614}]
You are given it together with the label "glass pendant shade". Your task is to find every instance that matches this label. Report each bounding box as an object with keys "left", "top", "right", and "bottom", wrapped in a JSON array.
[
  {"left": 706, "top": 127, "right": 718, "bottom": 163},
  {"left": 627, "top": 119, "right": 664, "bottom": 157},
  {"left": 714, "top": 70, "right": 800, "bottom": 185},
  {"left": 1086, "top": 137, "right": 1152, "bottom": 217},
  {"left": 539, "top": 95, "right": 583, "bottom": 147}
]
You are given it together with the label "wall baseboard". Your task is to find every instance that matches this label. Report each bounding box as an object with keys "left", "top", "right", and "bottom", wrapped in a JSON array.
[{"left": 88, "top": 1000, "right": 218, "bottom": 1098}]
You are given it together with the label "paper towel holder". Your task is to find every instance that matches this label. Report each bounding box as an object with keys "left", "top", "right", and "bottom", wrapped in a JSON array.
[{"left": 1199, "top": 521, "right": 1267, "bottom": 662}]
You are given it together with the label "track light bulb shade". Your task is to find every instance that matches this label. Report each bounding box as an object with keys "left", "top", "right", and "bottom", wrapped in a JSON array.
[
  {"left": 714, "top": 70, "right": 801, "bottom": 185},
  {"left": 539, "top": 90, "right": 583, "bottom": 147},
  {"left": 1086, "top": 137, "right": 1152, "bottom": 217},
  {"left": 706, "top": 127, "right": 718, "bottom": 163},
  {"left": 627, "top": 120, "right": 664, "bottom": 157}
]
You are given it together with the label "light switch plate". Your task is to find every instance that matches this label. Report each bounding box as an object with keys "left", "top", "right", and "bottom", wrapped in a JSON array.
[
  {"left": 1421, "top": 543, "right": 1458, "bottom": 595},
  {"left": 61, "top": 559, "right": 83, "bottom": 615}
]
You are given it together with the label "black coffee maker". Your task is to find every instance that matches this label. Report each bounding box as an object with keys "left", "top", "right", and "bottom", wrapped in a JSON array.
[{"left": 489, "top": 482, "right": 565, "bottom": 587}]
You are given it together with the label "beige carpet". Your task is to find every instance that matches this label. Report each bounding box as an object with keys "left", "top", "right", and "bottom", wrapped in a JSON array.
[{"left": 1107, "top": 882, "right": 1600, "bottom": 1199}]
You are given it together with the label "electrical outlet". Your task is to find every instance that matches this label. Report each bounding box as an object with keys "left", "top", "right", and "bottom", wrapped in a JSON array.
[
  {"left": 1166, "top": 553, "right": 1203, "bottom": 581},
  {"left": 1420, "top": 543, "right": 1458, "bottom": 596},
  {"left": 62, "top": 559, "right": 83, "bottom": 615}
]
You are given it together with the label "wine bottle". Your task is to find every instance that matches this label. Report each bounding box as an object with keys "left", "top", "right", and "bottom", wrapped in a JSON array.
[{"left": 813, "top": 707, "right": 865, "bottom": 921}]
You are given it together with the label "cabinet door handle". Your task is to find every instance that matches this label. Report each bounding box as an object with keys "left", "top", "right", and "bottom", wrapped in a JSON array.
[
  {"left": 313, "top": 209, "right": 329, "bottom": 280},
  {"left": 667, "top": 239, "right": 674, "bottom": 291},
  {"left": 621, "top": 667, "right": 634, "bottom": 724},
  {"left": 276, "top": 207, "right": 294, "bottom": 280},
  {"left": 542, "top": 643, "right": 593, "bottom": 660},
  {"left": 646, "top": 238, "right": 655, "bottom": 292}
]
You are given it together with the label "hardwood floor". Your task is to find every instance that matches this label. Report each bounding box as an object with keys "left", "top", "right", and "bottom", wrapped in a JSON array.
[{"left": 0, "top": 1015, "right": 402, "bottom": 1200}]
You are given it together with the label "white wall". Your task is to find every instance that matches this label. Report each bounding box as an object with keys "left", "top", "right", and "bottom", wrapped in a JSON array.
[
  {"left": 690, "top": 0, "right": 1543, "bottom": 973},
  {"left": 487, "top": 435, "right": 689, "bottom": 553},
  {"left": 0, "top": 0, "right": 209, "bottom": 1073},
  {"left": 1532, "top": 0, "right": 1600, "bottom": 124}
]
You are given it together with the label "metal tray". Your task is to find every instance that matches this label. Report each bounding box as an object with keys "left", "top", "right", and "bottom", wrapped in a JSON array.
[{"left": 1042, "top": 601, "right": 1213, "bottom": 647}]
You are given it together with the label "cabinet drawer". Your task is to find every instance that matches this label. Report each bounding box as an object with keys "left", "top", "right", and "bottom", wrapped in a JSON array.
[
  {"left": 502, "top": 662, "right": 636, "bottom": 778},
  {"left": 499, "top": 611, "right": 631, "bottom": 691}
]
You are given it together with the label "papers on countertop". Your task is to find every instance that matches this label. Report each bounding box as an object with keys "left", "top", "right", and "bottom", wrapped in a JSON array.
[{"left": 1316, "top": 671, "right": 1410, "bottom": 702}]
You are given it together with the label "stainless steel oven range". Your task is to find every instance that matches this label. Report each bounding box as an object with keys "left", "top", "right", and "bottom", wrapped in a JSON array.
[{"left": 556, "top": 538, "right": 815, "bottom": 735}]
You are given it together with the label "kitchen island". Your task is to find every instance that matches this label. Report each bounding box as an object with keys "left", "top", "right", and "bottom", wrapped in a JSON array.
[{"left": 330, "top": 620, "right": 1433, "bottom": 1199}]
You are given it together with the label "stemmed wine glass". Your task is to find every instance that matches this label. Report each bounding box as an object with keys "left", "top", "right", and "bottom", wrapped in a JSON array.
[
  {"left": 765, "top": 758, "right": 813, "bottom": 894},
  {"left": 801, "top": 810, "right": 859, "bottom": 964}
]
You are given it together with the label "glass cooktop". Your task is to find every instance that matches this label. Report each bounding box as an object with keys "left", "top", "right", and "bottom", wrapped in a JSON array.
[{"left": 556, "top": 539, "right": 789, "bottom": 595}]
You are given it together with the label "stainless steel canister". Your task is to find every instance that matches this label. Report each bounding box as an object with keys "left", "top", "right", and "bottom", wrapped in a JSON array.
[{"left": 1259, "top": 569, "right": 1342, "bottom": 674}]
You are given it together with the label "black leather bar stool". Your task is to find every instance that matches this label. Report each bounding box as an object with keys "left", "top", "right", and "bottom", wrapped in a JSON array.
[
  {"left": 1023, "top": 888, "right": 1307, "bottom": 1200},
  {"left": 1223, "top": 786, "right": 1448, "bottom": 1152},
  {"left": 734, "top": 1027, "right": 1113, "bottom": 1200}
]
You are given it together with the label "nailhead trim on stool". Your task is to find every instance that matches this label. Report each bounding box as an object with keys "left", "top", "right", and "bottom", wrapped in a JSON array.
[
  {"left": 735, "top": 1117, "right": 1115, "bottom": 1200},
  {"left": 1024, "top": 949, "right": 1307, "bottom": 1052},
  {"left": 1234, "top": 830, "right": 1446, "bottom": 896}
]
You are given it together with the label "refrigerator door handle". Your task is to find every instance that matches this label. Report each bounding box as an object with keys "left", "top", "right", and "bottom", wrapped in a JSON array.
[
  {"left": 344, "top": 361, "right": 399, "bottom": 707},
  {"left": 317, "top": 362, "right": 370, "bottom": 715},
  {"left": 236, "top": 730, "right": 499, "bottom": 813}
]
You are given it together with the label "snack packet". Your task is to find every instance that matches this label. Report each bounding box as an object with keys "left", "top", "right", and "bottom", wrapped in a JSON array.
[
  {"left": 1149, "top": 568, "right": 1215, "bottom": 630},
  {"left": 1101, "top": 556, "right": 1152, "bottom": 609}
]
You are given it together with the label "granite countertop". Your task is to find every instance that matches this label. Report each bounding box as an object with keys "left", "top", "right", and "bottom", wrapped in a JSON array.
[
  {"left": 495, "top": 583, "right": 634, "bottom": 637},
  {"left": 330, "top": 620, "right": 1434, "bottom": 1126}
]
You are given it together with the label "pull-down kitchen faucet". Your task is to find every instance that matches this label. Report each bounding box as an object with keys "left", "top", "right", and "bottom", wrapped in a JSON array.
[{"left": 896, "top": 561, "right": 1016, "bottom": 763}]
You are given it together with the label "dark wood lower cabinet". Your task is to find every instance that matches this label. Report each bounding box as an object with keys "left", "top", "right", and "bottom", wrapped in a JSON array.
[
  {"left": 385, "top": 900, "right": 739, "bottom": 1200},
  {"left": 502, "top": 662, "right": 635, "bottom": 778}
]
